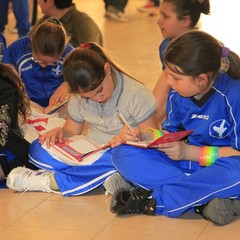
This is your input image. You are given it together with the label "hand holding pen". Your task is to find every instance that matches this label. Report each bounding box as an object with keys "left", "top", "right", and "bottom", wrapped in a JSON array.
[{"left": 118, "top": 112, "right": 141, "bottom": 142}]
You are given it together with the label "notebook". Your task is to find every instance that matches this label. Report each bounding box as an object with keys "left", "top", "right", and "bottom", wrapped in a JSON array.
[
  {"left": 30, "top": 99, "right": 68, "bottom": 115},
  {"left": 42, "top": 135, "right": 110, "bottom": 166},
  {"left": 125, "top": 130, "right": 194, "bottom": 148}
]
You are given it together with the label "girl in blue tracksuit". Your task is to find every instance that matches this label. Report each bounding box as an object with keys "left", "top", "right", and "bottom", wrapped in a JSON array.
[
  {"left": 2, "top": 17, "right": 73, "bottom": 107},
  {"left": 6, "top": 42, "right": 159, "bottom": 196},
  {"left": 110, "top": 31, "right": 240, "bottom": 226},
  {"left": 153, "top": 0, "right": 211, "bottom": 122}
]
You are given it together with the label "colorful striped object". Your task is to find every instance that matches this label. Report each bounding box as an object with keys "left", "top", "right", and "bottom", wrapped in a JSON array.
[
  {"left": 199, "top": 146, "right": 219, "bottom": 166},
  {"left": 146, "top": 128, "right": 164, "bottom": 140}
]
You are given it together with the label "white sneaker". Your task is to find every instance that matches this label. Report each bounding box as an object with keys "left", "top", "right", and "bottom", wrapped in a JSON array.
[
  {"left": 105, "top": 6, "right": 130, "bottom": 22},
  {"left": 104, "top": 172, "right": 132, "bottom": 196},
  {"left": 7, "top": 167, "right": 55, "bottom": 193}
]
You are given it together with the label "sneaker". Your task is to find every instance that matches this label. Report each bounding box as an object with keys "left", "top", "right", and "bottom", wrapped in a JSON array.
[
  {"left": 7, "top": 167, "right": 54, "bottom": 193},
  {"left": 195, "top": 198, "right": 240, "bottom": 225},
  {"left": 110, "top": 187, "right": 156, "bottom": 215},
  {"left": 137, "top": 2, "right": 156, "bottom": 12},
  {"left": 104, "top": 172, "right": 132, "bottom": 195},
  {"left": 105, "top": 6, "right": 130, "bottom": 22}
]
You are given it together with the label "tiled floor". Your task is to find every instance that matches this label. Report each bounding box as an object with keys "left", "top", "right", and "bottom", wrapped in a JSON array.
[{"left": 1, "top": 0, "right": 240, "bottom": 239}]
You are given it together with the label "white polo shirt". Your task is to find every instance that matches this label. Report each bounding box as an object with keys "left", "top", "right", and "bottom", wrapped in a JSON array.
[{"left": 68, "top": 70, "right": 156, "bottom": 145}]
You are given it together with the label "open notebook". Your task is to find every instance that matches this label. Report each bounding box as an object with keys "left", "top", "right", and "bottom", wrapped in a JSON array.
[
  {"left": 125, "top": 130, "right": 194, "bottom": 148},
  {"left": 30, "top": 100, "right": 69, "bottom": 115},
  {"left": 42, "top": 135, "right": 110, "bottom": 166}
]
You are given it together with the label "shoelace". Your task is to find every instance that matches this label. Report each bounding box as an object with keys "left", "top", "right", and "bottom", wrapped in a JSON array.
[
  {"left": 126, "top": 188, "right": 152, "bottom": 213},
  {"left": 21, "top": 170, "right": 50, "bottom": 195}
]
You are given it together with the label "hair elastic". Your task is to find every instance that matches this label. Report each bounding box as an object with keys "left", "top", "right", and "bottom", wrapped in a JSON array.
[
  {"left": 80, "top": 43, "right": 91, "bottom": 49},
  {"left": 199, "top": 146, "right": 219, "bottom": 166},
  {"left": 221, "top": 57, "right": 230, "bottom": 72},
  {"left": 221, "top": 46, "right": 230, "bottom": 58}
]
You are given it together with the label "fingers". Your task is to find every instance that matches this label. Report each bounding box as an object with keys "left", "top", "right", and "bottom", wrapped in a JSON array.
[
  {"left": 49, "top": 95, "right": 60, "bottom": 106},
  {"left": 108, "top": 135, "right": 125, "bottom": 148},
  {"left": 49, "top": 82, "right": 69, "bottom": 106},
  {"left": 157, "top": 142, "right": 185, "bottom": 160},
  {"left": 120, "top": 126, "right": 140, "bottom": 142},
  {"left": 39, "top": 128, "right": 64, "bottom": 148}
]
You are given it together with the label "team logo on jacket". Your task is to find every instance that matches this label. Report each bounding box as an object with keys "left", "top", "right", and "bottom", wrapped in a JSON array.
[
  {"left": 21, "top": 64, "right": 33, "bottom": 72},
  {"left": 191, "top": 114, "right": 209, "bottom": 120},
  {"left": 52, "top": 65, "right": 62, "bottom": 76},
  {"left": 209, "top": 119, "right": 229, "bottom": 139}
]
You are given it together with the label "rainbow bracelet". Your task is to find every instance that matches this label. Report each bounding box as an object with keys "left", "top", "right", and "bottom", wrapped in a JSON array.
[
  {"left": 146, "top": 128, "right": 164, "bottom": 140},
  {"left": 199, "top": 146, "right": 219, "bottom": 166}
]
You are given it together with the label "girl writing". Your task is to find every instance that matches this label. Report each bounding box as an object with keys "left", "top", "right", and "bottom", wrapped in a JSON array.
[
  {"left": 110, "top": 30, "right": 240, "bottom": 226},
  {"left": 6, "top": 42, "right": 159, "bottom": 196}
]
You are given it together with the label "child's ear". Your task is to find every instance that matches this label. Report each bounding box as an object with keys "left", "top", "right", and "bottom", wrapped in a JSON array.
[
  {"left": 182, "top": 16, "right": 191, "bottom": 28},
  {"left": 104, "top": 62, "right": 111, "bottom": 75},
  {"left": 197, "top": 73, "right": 209, "bottom": 89}
]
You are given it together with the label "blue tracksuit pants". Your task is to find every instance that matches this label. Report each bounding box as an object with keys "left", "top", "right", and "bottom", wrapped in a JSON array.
[
  {"left": 111, "top": 145, "right": 240, "bottom": 217},
  {"left": 29, "top": 140, "right": 116, "bottom": 196}
]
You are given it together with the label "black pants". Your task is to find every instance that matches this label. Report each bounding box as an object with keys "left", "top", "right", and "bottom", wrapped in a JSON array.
[
  {"left": 103, "top": 0, "right": 128, "bottom": 12},
  {"left": 152, "top": 0, "right": 160, "bottom": 7},
  {"left": 0, "top": 130, "right": 38, "bottom": 177},
  {"left": 31, "top": 0, "right": 38, "bottom": 26}
]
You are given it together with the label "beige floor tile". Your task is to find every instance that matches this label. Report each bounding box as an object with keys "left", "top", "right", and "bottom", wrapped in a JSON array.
[
  {"left": 0, "top": 227, "right": 96, "bottom": 240},
  {"left": 10, "top": 195, "right": 113, "bottom": 232},
  {"left": 95, "top": 212, "right": 207, "bottom": 240},
  {"left": 0, "top": 190, "right": 51, "bottom": 228},
  {"left": 198, "top": 218, "right": 240, "bottom": 240}
]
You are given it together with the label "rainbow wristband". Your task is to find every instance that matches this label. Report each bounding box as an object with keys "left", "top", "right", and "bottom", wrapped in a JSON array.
[
  {"left": 199, "top": 146, "right": 219, "bottom": 166},
  {"left": 146, "top": 128, "right": 164, "bottom": 140}
]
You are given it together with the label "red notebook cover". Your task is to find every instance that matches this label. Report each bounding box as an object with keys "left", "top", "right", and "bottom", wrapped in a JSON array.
[
  {"left": 147, "top": 130, "right": 194, "bottom": 147},
  {"left": 50, "top": 136, "right": 110, "bottom": 162},
  {"left": 125, "top": 130, "right": 194, "bottom": 148}
]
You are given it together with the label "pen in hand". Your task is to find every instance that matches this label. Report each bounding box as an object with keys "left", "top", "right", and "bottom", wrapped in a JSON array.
[{"left": 118, "top": 112, "right": 140, "bottom": 141}]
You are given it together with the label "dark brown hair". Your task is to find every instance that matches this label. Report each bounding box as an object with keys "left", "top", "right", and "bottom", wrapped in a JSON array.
[
  {"left": 63, "top": 42, "right": 136, "bottom": 93},
  {"left": 30, "top": 17, "right": 67, "bottom": 58},
  {"left": 44, "top": 0, "right": 72, "bottom": 9},
  {"left": 164, "top": 30, "right": 240, "bottom": 82},
  {"left": 0, "top": 63, "right": 30, "bottom": 121},
  {"left": 163, "top": 0, "right": 210, "bottom": 28}
]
